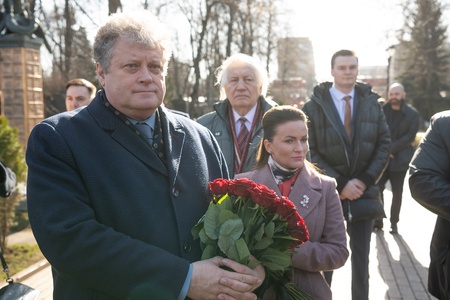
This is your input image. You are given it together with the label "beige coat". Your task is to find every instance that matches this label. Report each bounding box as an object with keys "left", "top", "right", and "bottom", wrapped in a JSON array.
[{"left": 236, "top": 163, "right": 349, "bottom": 300}]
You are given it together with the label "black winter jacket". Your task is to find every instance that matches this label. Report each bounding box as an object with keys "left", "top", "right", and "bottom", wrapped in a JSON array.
[
  {"left": 382, "top": 101, "right": 420, "bottom": 172},
  {"left": 303, "top": 82, "right": 391, "bottom": 202},
  {"left": 409, "top": 110, "right": 450, "bottom": 300}
]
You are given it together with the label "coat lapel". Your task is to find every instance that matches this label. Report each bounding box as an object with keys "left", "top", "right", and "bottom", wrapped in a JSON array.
[
  {"left": 240, "top": 164, "right": 323, "bottom": 219},
  {"left": 160, "top": 107, "right": 185, "bottom": 186},
  {"left": 88, "top": 97, "right": 168, "bottom": 176},
  {"left": 289, "top": 164, "right": 322, "bottom": 219}
]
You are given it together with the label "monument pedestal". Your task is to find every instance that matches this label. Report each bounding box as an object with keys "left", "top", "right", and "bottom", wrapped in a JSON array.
[{"left": 0, "top": 34, "right": 44, "bottom": 147}]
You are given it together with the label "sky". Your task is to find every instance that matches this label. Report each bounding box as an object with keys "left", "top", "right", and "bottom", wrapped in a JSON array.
[
  {"left": 40, "top": 0, "right": 449, "bottom": 82},
  {"left": 283, "top": 0, "right": 407, "bottom": 81}
]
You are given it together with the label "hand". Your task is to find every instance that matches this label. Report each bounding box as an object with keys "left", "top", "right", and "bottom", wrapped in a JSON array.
[
  {"left": 219, "top": 257, "right": 265, "bottom": 295},
  {"left": 339, "top": 179, "right": 366, "bottom": 201},
  {"left": 188, "top": 256, "right": 262, "bottom": 300}
]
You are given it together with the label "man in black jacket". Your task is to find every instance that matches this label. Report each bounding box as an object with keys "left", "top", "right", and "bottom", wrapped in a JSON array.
[
  {"left": 374, "top": 83, "right": 420, "bottom": 234},
  {"left": 303, "top": 49, "right": 390, "bottom": 300},
  {"left": 409, "top": 110, "right": 450, "bottom": 300},
  {"left": 0, "top": 160, "right": 16, "bottom": 198}
]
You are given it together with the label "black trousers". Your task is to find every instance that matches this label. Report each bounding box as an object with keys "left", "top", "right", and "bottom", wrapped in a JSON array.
[
  {"left": 379, "top": 170, "right": 407, "bottom": 225},
  {"left": 324, "top": 219, "right": 373, "bottom": 299},
  {"left": 347, "top": 219, "right": 373, "bottom": 300}
]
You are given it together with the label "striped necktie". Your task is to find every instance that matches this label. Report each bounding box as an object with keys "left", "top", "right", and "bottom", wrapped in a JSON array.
[{"left": 236, "top": 117, "right": 249, "bottom": 156}]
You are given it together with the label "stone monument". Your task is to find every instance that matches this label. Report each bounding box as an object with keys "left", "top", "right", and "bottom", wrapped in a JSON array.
[{"left": 0, "top": 0, "right": 51, "bottom": 146}]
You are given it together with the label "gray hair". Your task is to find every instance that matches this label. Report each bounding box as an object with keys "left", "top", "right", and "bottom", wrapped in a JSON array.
[
  {"left": 93, "top": 11, "right": 173, "bottom": 75},
  {"left": 215, "top": 53, "right": 269, "bottom": 99}
]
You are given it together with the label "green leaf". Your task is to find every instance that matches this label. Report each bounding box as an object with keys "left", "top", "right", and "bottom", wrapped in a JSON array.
[
  {"left": 199, "top": 228, "right": 209, "bottom": 244},
  {"left": 260, "top": 248, "right": 291, "bottom": 271},
  {"left": 235, "top": 238, "right": 250, "bottom": 263},
  {"left": 265, "top": 222, "right": 275, "bottom": 238},
  {"left": 226, "top": 243, "right": 240, "bottom": 262},
  {"left": 218, "top": 235, "right": 235, "bottom": 256},
  {"left": 253, "top": 223, "right": 265, "bottom": 241},
  {"left": 252, "top": 237, "right": 273, "bottom": 250},
  {"left": 219, "top": 218, "right": 243, "bottom": 240},
  {"left": 224, "top": 238, "right": 250, "bottom": 264},
  {"left": 201, "top": 244, "right": 218, "bottom": 260},
  {"left": 191, "top": 222, "right": 203, "bottom": 240},
  {"left": 219, "top": 210, "right": 238, "bottom": 225},
  {"left": 248, "top": 257, "right": 262, "bottom": 269},
  {"left": 262, "top": 261, "right": 287, "bottom": 272},
  {"left": 204, "top": 203, "right": 220, "bottom": 239}
]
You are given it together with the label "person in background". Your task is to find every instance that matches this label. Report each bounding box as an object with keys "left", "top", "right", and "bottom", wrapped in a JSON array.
[
  {"left": 0, "top": 160, "right": 15, "bottom": 198},
  {"left": 302, "top": 50, "right": 390, "bottom": 300},
  {"left": 197, "top": 53, "right": 277, "bottom": 177},
  {"left": 374, "top": 83, "right": 420, "bottom": 234},
  {"left": 409, "top": 110, "right": 450, "bottom": 300},
  {"left": 65, "top": 78, "right": 97, "bottom": 111},
  {"left": 26, "top": 11, "right": 263, "bottom": 300},
  {"left": 236, "top": 106, "right": 349, "bottom": 299}
]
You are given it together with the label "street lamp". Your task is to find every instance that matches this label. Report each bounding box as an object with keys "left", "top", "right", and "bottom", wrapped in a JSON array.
[{"left": 386, "top": 45, "right": 396, "bottom": 97}]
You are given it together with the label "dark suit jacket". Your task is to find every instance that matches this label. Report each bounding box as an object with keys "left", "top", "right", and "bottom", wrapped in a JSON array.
[{"left": 26, "top": 91, "right": 229, "bottom": 300}]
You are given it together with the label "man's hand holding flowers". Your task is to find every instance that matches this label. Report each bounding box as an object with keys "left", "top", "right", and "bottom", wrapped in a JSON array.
[{"left": 188, "top": 256, "right": 264, "bottom": 300}]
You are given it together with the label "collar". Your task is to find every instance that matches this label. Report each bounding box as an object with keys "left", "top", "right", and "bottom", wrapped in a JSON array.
[
  {"left": 128, "top": 113, "right": 157, "bottom": 131},
  {"left": 232, "top": 103, "right": 258, "bottom": 127},
  {"left": 330, "top": 85, "right": 355, "bottom": 102}
]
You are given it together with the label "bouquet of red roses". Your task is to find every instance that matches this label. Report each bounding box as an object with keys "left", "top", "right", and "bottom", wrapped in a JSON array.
[{"left": 192, "top": 178, "right": 313, "bottom": 300}]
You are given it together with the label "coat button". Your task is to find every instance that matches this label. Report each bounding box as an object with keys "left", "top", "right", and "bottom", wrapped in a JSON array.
[
  {"left": 172, "top": 188, "right": 180, "bottom": 197},
  {"left": 183, "top": 241, "right": 192, "bottom": 253}
]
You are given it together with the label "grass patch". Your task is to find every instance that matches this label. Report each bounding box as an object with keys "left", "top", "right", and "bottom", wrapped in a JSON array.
[{"left": 1, "top": 244, "right": 45, "bottom": 279}]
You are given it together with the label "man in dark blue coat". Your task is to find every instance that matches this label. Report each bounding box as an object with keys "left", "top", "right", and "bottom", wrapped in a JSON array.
[{"left": 26, "top": 11, "right": 263, "bottom": 300}]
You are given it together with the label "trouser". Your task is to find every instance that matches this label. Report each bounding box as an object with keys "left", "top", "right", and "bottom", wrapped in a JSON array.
[
  {"left": 379, "top": 170, "right": 407, "bottom": 225},
  {"left": 324, "top": 270, "right": 333, "bottom": 286},
  {"left": 347, "top": 219, "right": 373, "bottom": 300}
]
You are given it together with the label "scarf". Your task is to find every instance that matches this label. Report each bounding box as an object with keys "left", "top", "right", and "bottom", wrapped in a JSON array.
[{"left": 268, "top": 156, "right": 301, "bottom": 197}]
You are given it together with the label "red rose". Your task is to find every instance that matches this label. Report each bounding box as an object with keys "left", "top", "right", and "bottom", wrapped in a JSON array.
[
  {"left": 250, "top": 183, "right": 280, "bottom": 211},
  {"left": 291, "top": 224, "right": 310, "bottom": 247},
  {"left": 286, "top": 212, "right": 302, "bottom": 230},
  {"left": 209, "top": 178, "right": 229, "bottom": 195},
  {"left": 286, "top": 212, "right": 309, "bottom": 247},
  {"left": 227, "top": 178, "right": 255, "bottom": 198},
  {"left": 276, "top": 196, "right": 298, "bottom": 219}
]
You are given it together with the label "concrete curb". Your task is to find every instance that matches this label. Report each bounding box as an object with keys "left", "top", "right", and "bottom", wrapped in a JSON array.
[{"left": 0, "top": 259, "right": 49, "bottom": 288}]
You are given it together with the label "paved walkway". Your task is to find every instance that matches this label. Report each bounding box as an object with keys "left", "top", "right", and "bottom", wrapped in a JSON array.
[{"left": 4, "top": 180, "right": 440, "bottom": 299}]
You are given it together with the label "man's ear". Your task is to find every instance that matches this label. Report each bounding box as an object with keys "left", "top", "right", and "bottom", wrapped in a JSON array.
[{"left": 96, "top": 63, "right": 106, "bottom": 87}]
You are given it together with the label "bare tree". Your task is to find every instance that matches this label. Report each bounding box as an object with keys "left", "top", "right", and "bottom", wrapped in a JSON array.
[{"left": 34, "top": 0, "right": 96, "bottom": 116}]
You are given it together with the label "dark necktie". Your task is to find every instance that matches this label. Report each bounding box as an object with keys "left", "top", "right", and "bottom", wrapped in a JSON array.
[
  {"left": 343, "top": 95, "right": 352, "bottom": 141},
  {"left": 136, "top": 122, "right": 153, "bottom": 144},
  {"left": 136, "top": 119, "right": 166, "bottom": 164},
  {"left": 236, "top": 117, "right": 249, "bottom": 156}
]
